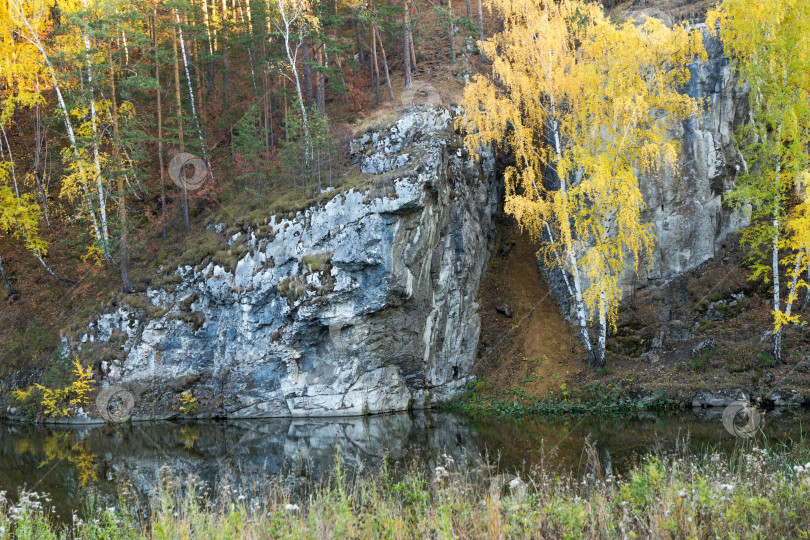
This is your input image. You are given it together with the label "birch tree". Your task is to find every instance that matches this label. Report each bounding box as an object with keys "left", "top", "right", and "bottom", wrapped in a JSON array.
[
  {"left": 459, "top": 0, "right": 704, "bottom": 366},
  {"left": 273, "top": 0, "right": 316, "bottom": 165},
  {"left": 8, "top": 0, "right": 108, "bottom": 263},
  {"left": 708, "top": 0, "right": 810, "bottom": 361}
]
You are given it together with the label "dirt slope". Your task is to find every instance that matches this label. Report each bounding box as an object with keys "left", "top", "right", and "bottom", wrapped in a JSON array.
[{"left": 475, "top": 217, "right": 587, "bottom": 398}]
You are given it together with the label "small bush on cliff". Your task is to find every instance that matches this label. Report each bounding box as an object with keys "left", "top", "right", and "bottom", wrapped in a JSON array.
[{"left": 12, "top": 359, "right": 95, "bottom": 419}]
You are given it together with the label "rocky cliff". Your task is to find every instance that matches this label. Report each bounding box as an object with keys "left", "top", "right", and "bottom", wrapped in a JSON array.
[
  {"left": 77, "top": 107, "right": 497, "bottom": 418},
  {"left": 544, "top": 28, "right": 750, "bottom": 312}
]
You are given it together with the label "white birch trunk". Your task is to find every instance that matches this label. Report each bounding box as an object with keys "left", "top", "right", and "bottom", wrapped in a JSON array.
[
  {"left": 83, "top": 31, "right": 113, "bottom": 262},
  {"left": 16, "top": 18, "right": 105, "bottom": 252},
  {"left": 772, "top": 139, "right": 783, "bottom": 361},
  {"left": 277, "top": 0, "right": 311, "bottom": 165},
  {"left": 598, "top": 276, "right": 607, "bottom": 367},
  {"left": 784, "top": 243, "right": 805, "bottom": 321},
  {"left": 174, "top": 8, "right": 217, "bottom": 183},
  {"left": 551, "top": 118, "right": 595, "bottom": 364}
]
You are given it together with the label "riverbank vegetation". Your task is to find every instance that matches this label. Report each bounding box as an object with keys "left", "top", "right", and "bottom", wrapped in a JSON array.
[
  {"left": 1, "top": 441, "right": 810, "bottom": 538},
  {"left": 442, "top": 378, "right": 672, "bottom": 417}
]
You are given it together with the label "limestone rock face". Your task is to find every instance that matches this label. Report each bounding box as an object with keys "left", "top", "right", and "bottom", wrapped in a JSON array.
[
  {"left": 81, "top": 106, "right": 497, "bottom": 418},
  {"left": 544, "top": 29, "right": 750, "bottom": 312},
  {"left": 644, "top": 28, "right": 749, "bottom": 284}
]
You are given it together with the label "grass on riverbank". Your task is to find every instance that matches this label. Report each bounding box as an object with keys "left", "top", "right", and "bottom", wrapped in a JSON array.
[
  {"left": 441, "top": 378, "right": 673, "bottom": 417},
  {"left": 2, "top": 440, "right": 810, "bottom": 539}
]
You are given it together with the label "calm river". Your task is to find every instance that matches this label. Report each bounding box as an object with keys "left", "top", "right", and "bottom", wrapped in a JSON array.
[{"left": 0, "top": 409, "right": 807, "bottom": 521}]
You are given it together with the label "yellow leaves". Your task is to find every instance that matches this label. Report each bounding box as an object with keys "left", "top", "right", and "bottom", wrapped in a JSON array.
[
  {"left": 116, "top": 99, "right": 136, "bottom": 120},
  {"left": 179, "top": 390, "right": 198, "bottom": 414},
  {"left": 0, "top": 162, "right": 47, "bottom": 257},
  {"left": 40, "top": 432, "right": 98, "bottom": 488},
  {"left": 69, "top": 358, "right": 94, "bottom": 407},
  {"left": 459, "top": 0, "right": 704, "bottom": 336},
  {"left": 34, "top": 382, "right": 72, "bottom": 418},
  {"left": 82, "top": 245, "right": 105, "bottom": 264},
  {"left": 796, "top": 171, "right": 810, "bottom": 201},
  {"left": 712, "top": 0, "right": 810, "bottom": 338},
  {"left": 12, "top": 386, "right": 33, "bottom": 402},
  {"left": 12, "top": 358, "right": 95, "bottom": 419},
  {"left": 773, "top": 309, "right": 801, "bottom": 333},
  {"left": 1, "top": 92, "right": 46, "bottom": 124}
]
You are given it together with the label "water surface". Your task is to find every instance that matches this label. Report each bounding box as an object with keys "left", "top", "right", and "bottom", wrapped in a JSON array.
[{"left": 0, "top": 409, "right": 807, "bottom": 521}]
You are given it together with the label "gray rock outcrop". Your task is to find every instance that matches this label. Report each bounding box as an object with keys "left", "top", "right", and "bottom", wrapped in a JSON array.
[
  {"left": 644, "top": 28, "right": 749, "bottom": 284},
  {"left": 544, "top": 28, "right": 750, "bottom": 312},
  {"left": 78, "top": 107, "right": 497, "bottom": 418}
]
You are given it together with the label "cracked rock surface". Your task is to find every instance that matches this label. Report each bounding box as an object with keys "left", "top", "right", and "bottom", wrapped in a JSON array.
[
  {"left": 77, "top": 106, "right": 497, "bottom": 418},
  {"left": 543, "top": 29, "right": 751, "bottom": 315}
]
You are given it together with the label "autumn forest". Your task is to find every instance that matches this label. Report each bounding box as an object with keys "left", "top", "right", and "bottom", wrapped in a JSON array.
[
  {"left": 1, "top": 0, "right": 810, "bottom": 536},
  {"left": 0, "top": 0, "right": 808, "bottom": 374}
]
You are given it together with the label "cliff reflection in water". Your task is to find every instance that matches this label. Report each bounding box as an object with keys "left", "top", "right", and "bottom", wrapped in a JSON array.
[{"left": 0, "top": 409, "right": 808, "bottom": 521}]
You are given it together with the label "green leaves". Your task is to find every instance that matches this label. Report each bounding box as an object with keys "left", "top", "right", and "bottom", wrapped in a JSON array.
[{"left": 710, "top": 0, "right": 810, "bottom": 342}]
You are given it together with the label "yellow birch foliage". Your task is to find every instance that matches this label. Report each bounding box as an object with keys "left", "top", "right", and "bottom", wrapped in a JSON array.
[
  {"left": 708, "top": 0, "right": 810, "bottom": 336},
  {"left": 12, "top": 359, "right": 95, "bottom": 418},
  {"left": 459, "top": 0, "right": 704, "bottom": 332},
  {"left": 0, "top": 163, "right": 48, "bottom": 257},
  {"left": 565, "top": 18, "right": 705, "bottom": 327}
]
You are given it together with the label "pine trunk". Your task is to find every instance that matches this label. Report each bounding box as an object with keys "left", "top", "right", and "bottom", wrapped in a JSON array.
[
  {"left": 108, "top": 42, "right": 133, "bottom": 294},
  {"left": 202, "top": 0, "right": 215, "bottom": 97},
  {"left": 371, "top": 24, "right": 380, "bottom": 103},
  {"left": 33, "top": 77, "right": 49, "bottom": 226},
  {"left": 802, "top": 265, "right": 810, "bottom": 313},
  {"left": 409, "top": 28, "right": 417, "bottom": 70},
  {"left": 448, "top": 0, "right": 455, "bottom": 63},
  {"left": 403, "top": 0, "right": 412, "bottom": 89},
  {"left": 0, "top": 254, "right": 16, "bottom": 296},
  {"left": 375, "top": 26, "right": 394, "bottom": 101},
  {"left": 154, "top": 6, "right": 167, "bottom": 241},
  {"left": 221, "top": 0, "right": 230, "bottom": 97},
  {"left": 303, "top": 40, "right": 314, "bottom": 103},
  {"left": 316, "top": 44, "right": 326, "bottom": 115},
  {"left": 477, "top": 0, "right": 485, "bottom": 60}
]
